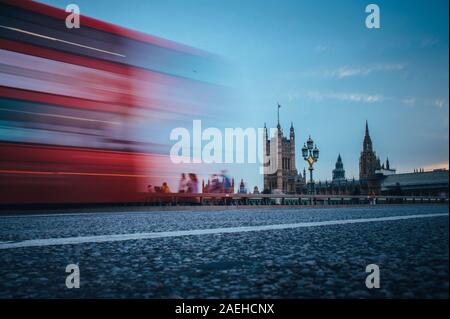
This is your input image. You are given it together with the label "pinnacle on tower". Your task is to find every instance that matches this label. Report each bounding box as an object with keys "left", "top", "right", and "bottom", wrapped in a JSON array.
[
  {"left": 277, "top": 103, "right": 281, "bottom": 130},
  {"left": 290, "top": 121, "right": 295, "bottom": 139},
  {"left": 263, "top": 122, "right": 268, "bottom": 141}
]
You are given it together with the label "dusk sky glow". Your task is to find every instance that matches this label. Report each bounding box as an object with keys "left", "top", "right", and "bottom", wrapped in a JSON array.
[{"left": 40, "top": 0, "right": 449, "bottom": 189}]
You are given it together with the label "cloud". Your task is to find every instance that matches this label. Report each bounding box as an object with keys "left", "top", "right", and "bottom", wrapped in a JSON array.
[
  {"left": 301, "top": 62, "right": 407, "bottom": 79},
  {"left": 289, "top": 91, "right": 384, "bottom": 103},
  {"left": 401, "top": 98, "right": 416, "bottom": 106},
  {"left": 401, "top": 97, "right": 448, "bottom": 109},
  {"left": 285, "top": 90, "right": 448, "bottom": 111},
  {"left": 331, "top": 63, "right": 407, "bottom": 78},
  {"left": 314, "top": 44, "right": 330, "bottom": 53},
  {"left": 433, "top": 99, "right": 447, "bottom": 108},
  {"left": 420, "top": 37, "right": 439, "bottom": 47}
]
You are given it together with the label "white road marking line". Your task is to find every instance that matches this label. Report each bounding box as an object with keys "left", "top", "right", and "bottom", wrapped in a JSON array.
[{"left": 0, "top": 213, "right": 447, "bottom": 250}]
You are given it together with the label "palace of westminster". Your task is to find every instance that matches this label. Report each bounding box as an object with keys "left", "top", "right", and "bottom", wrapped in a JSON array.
[{"left": 262, "top": 116, "right": 448, "bottom": 197}]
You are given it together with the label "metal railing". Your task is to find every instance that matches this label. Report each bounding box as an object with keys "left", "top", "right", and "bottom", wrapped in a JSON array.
[{"left": 143, "top": 193, "right": 449, "bottom": 206}]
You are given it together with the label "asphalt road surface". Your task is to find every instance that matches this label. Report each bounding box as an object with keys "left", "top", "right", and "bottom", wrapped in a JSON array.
[{"left": 0, "top": 204, "right": 448, "bottom": 298}]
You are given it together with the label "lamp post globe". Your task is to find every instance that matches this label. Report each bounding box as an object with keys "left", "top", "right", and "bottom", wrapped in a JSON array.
[
  {"left": 306, "top": 135, "right": 314, "bottom": 150},
  {"left": 302, "top": 144, "right": 308, "bottom": 159},
  {"left": 313, "top": 145, "right": 319, "bottom": 160}
]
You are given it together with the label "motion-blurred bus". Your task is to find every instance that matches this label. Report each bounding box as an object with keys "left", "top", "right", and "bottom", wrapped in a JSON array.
[{"left": 0, "top": 0, "right": 224, "bottom": 205}]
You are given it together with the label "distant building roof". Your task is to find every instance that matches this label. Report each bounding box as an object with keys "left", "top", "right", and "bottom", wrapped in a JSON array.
[
  {"left": 375, "top": 168, "right": 396, "bottom": 176},
  {"left": 381, "top": 170, "right": 449, "bottom": 190}
]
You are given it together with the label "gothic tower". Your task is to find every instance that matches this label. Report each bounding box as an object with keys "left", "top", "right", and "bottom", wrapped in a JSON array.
[
  {"left": 359, "top": 121, "right": 379, "bottom": 180},
  {"left": 332, "top": 154, "right": 346, "bottom": 182},
  {"left": 263, "top": 105, "right": 299, "bottom": 193}
]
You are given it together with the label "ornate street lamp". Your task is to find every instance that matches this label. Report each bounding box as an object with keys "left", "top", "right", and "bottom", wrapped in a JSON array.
[{"left": 302, "top": 135, "right": 319, "bottom": 195}]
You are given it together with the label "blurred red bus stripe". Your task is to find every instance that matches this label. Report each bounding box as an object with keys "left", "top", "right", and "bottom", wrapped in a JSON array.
[
  {"left": 0, "top": 169, "right": 156, "bottom": 178},
  {"left": 1, "top": 38, "right": 149, "bottom": 79},
  {"left": 0, "top": 141, "right": 169, "bottom": 157},
  {"left": 0, "top": 0, "right": 208, "bottom": 57},
  {"left": 0, "top": 38, "right": 211, "bottom": 105},
  {"left": 0, "top": 86, "right": 131, "bottom": 114}
]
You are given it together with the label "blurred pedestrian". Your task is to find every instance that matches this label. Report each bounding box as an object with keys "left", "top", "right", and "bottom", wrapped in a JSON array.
[
  {"left": 161, "top": 182, "right": 171, "bottom": 193},
  {"left": 210, "top": 174, "right": 221, "bottom": 193},
  {"left": 221, "top": 170, "right": 232, "bottom": 193},
  {"left": 178, "top": 173, "right": 188, "bottom": 193},
  {"left": 187, "top": 173, "right": 199, "bottom": 193},
  {"left": 238, "top": 179, "right": 247, "bottom": 194}
]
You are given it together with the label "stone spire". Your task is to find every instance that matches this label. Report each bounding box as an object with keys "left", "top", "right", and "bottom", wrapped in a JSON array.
[
  {"left": 363, "top": 120, "right": 373, "bottom": 152},
  {"left": 290, "top": 121, "right": 294, "bottom": 139},
  {"left": 264, "top": 122, "right": 268, "bottom": 140},
  {"left": 359, "top": 120, "right": 378, "bottom": 181}
]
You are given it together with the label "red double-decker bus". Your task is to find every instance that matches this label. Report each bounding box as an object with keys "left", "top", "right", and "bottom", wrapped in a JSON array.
[{"left": 0, "top": 0, "right": 222, "bottom": 205}]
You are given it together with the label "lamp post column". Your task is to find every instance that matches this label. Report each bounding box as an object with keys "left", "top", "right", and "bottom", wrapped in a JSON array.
[
  {"left": 309, "top": 166, "right": 314, "bottom": 195},
  {"left": 302, "top": 135, "right": 319, "bottom": 196}
]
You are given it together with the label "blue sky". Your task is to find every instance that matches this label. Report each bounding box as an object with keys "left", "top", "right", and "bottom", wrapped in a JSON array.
[{"left": 41, "top": 0, "right": 449, "bottom": 189}]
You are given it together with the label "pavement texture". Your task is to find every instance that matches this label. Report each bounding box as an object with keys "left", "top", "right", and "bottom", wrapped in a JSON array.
[{"left": 0, "top": 204, "right": 448, "bottom": 298}]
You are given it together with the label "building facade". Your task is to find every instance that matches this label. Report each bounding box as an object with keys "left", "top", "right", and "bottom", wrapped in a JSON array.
[
  {"left": 263, "top": 119, "right": 305, "bottom": 194},
  {"left": 315, "top": 178, "right": 362, "bottom": 196},
  {"left": 380, "top": 169, "right": 449, "bottom": 197},
  {"left": 262, "top": 117, "right": 447, "bottom": 197}
]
